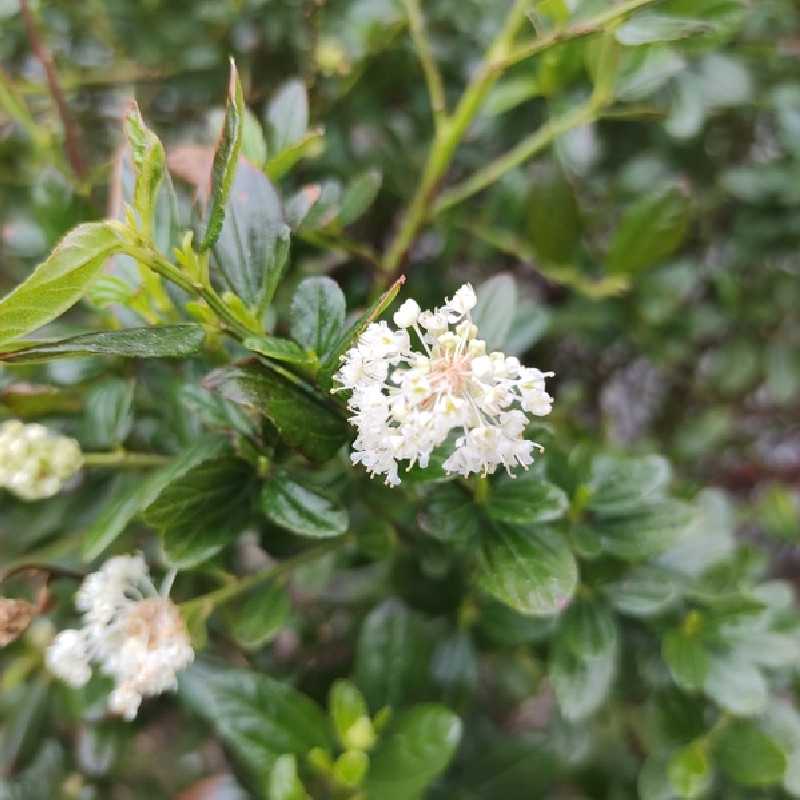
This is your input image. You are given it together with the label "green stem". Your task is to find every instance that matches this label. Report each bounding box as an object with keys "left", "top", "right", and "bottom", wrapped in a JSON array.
[
  {"left": 504, "top": 0, "right": 664, "bottom": 67},
  {"left": 473, "top": 475, "right": 490, "bottom": 506},
  {"left": 123, "top": 241, "right": 254, "bottom": 341},
  {"left": 433, "top": 101, "right": 596, "bottom": 216},
  {"left": 181, "top": 538, "right": 347, "bottom": 612},
  {"left": 403, "top": 0, "right": 447, "bottom": 126},
  {"left": 83, "top": 450, "right": 171, "bottom": 468},
  {"left": 380, "top": 0, "right": 533, "bottom": 276}
]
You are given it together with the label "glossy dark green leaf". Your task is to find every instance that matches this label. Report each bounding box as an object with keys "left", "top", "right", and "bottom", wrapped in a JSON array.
[
  {"left": 0, "top": 222, "right": 123, "bottom": 347},
  {"left": 212, "top": 158, "right": 289, "bottom": 309},
  {"left": 243, "top": 336, "right": 314, "bottom": 366},
  {"left": 82, "top": 378, "right": 134, "bottom": 449},
  {"left": 550, "top": 599, "right": 618, "bottom": 720},
  {"left": 145, "top": 455, "right": 255, "bottom": 568},
  {"left": 486, "top": 474, "right": 568, "bottom": 525},
  {"left": 81, "top": 437, "right": 226, "bottom": 560},
  {"left": 262, "top": 471, "right": 348, "bottom": 538},
  {"left": 355, "top": 599, "right": 423, "bottom": 711},
  {"left": 0, "top": 325, "right": 205, "bottom": 364},
  {"left": 363, "top": 705, "right": 462, "bottom": 800},
  {"left": 225, "top": 581, "right": 290, "bottom": 650},
  {"left": 289, "top": 276, "right": 346, "bottom": 361},
  {"left": 338, "top": 168, "right": 382, "bottom": 226},
  {"left": 607, "top": 184, "right": 690, "bottom": 275},
  {"left": 265, "top": 79, "right": 309, "bottom": 156},
  {"left": 477, "top": 524, "right": 578, "bottom": 616},
  {"left": 605, "top": 565, "right": 679, "bottom": 618},
  {"left": 178, "top": 661, "right": 332, "bottom": 786},
  {"left": 319, "top": 275, "right": 405, "bottom": 384},
  {"left": 472, "top": 274, "right": 517, "bottom": 351},
  {"left": 704, "top": 655, "right": 767, "bottom": 716},
  {"left": 587, "top": 454, "right": 671, "bottom": 515},
  {"left": 662, "top": 629, "right": 709, "bottom": 693},
  {"left": 419, "top": 482, "right": 482, "bottom": 545},
  {"left": 206, "top": 362, "right": 348, "bottom": 462},
  {"left": 715, "top": 720, "right": 787, "bottom": 787},
  {"left": 200, "top": 59, "right": 244, "bottom": 251},
  {"left": 527, "top": 163, "right": 581, "bottom": 264},
  {"left": 594, "top": 499, "right": 695, "bottom": 561}
]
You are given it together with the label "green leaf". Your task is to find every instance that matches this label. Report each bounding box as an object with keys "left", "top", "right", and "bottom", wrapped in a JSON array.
[
  {"left": 526, "top": 163, "right": 581, "bottom": 264},
  {"left": 667, "top": 741, "right": 713, "bottom": 799},
  {"left": 269, "top": 754, "right": 309, "bottom": 800},
  {"left": 0, "top": 222, "right": 123, "bottom": 347},
  {"left": 616, "top": 13, "right": 716, "bottom": 46},
  {"left": 605, "top": 565, "right": 679, "bottom": 618},
  {"left": 200, "top": 59, "right": 244, "bottom": 252},
  {"left": 363, "top": 705, "right": 462, "bottom": 800},
  {"left": 330, "top": 680, "right": 375, "bottom": 751},
  {"left": 0, "top": 324, "right": 205, "bottom": 364},
  {"left": 333, "top": 749, "right": 369, "bottom": 789},
  {"left": 244, "top": 336, "right": 314, "bottom": 366},
  {"left": 242, "top": 107, "right": 268, "bottom": 167},
  {"left": 261, "top": 471, "right": 348, "bottom": 538},
  {"left": 81, "top": 437, "right": 226, "bottom": 560},
  {"left": 662, "top": 630, "right": 709, "bottom": 693},
  {"left": 472, "top": 274, "right": 517, "bottom": 351},
  {"left": 355, "top": 599, "right": 424, "bottom": 711},
  {"left": 419, "top": 483, "right": 482, "bottom": 545},
  {"left": 606, "top": 184, "right": 690, "bottom": 275},
  {"left": 212, "top": 158, "right": 289, "bottom": 309},
  {"left": 338, "top": 168, "right": 382, "bottom": 226},
  {"left": 476, "top": 524, "right": 578, "bottom": 616},
  {"left": 704, "top": 655, "right": 767, "bottom": 717},
  {"left": 289, "top": 276, "right": 346, "bottom": 361},
  {"left": 486, "top": 474, "right": 568, "bottom": 525},
  {"left": 587, "top": 454, "right": 671, "bottom": 515},
  {"left": 550, "top": 599, "right": 618, "bottom": 720},
  {"left": 206, "top": 362, "right": 348, "bottom": 462},
  {"left": 264, "top": 128, "right": 325, "bottom": 182},
  {"left": 594, "top": 499, "right": 695, "bottom": 561},
  {"left": 715, "top": 720, "right": 787, "bottom": 787},
  {"left": 83, "top": 378, "right": 134, "bottom": 449},
  {"left": 124, "top": 102, "right": 166, "bottom": 233},
  {"left": 265, "top": 79, "right": 309, "bottom": 156},
  {"left": 178, "top": 661, "right": 332, "bottom": 787},
  {"left": 145, "top": 454, "right": 255, "bottom": 568},
  {"left": 319, "top": 275, "right": 405, "bottom": 384},
  {"left": 225, "top": 581, "right": 290, "bottom": 651}
]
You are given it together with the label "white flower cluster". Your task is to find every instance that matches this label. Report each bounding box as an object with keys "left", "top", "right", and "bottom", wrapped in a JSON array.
[
  {"left": 46, "top": 554, "right": 193, "bottom": 720},
  {"left": 334, "top": 284, "right": 553, "bottom": 485},
  {"left": 0, "top": 420, "right": 83, "bottom": 500}
]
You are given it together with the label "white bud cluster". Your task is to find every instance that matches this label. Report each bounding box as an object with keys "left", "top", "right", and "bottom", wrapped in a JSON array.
[
  {"left": 46, "top": 554, "right": 193, "bottom": 721},
  {"left": 333, "top": 284, "right": 554, "bottom": 486},
  {"left": 0, "top": 420, "right": 83, "bottom": 500}
]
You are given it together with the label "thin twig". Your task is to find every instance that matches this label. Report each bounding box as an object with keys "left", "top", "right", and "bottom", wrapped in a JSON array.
[
  {"left": 403, "top": 0, "right": 447, "bottom": 126},
  {"left": 19, "top": 0, "right": 87, "bottom": 180}
]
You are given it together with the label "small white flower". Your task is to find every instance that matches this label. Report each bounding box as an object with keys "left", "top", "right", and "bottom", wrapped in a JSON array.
[
  {"left": 0, "top": 420, "right": 83, "bottom": 500},
  {"left": 393, "top": 298, "right": 421, "bottom": 328},
  {"left": 333, "top": 283, "right": 554, "bottom": 485},
  {"left": 46, "top": 555, "right": 193, "bottom": 720}
]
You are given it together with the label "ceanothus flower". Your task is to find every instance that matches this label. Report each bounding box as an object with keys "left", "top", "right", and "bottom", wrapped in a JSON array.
[
  {"left": 0, "top": 420, "right": 83, "bottom": 500},
  {"left": 333, "top": 283, "right": 553, "bottom": 486},
  {"left": 46, "top": 554, "right": 193, "bottom": 720}
]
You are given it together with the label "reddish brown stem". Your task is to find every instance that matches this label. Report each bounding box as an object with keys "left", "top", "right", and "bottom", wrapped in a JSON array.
[{"left": 19, "top": 0, "right": 87, "bottom": 180}]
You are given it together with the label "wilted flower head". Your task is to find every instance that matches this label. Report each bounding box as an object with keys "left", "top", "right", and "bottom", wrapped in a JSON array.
[
  {"left": 0, "top": 598, "right": 37, "bottom": 647},
  {"left": 46, "top": 554, "right": 193, "bottom": 720},
  {"left": 0, "top": 420, "right": 83, "bottom": 500},
  {"left": 333, "top": 283, "right": 553, "bottom": 485}
]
